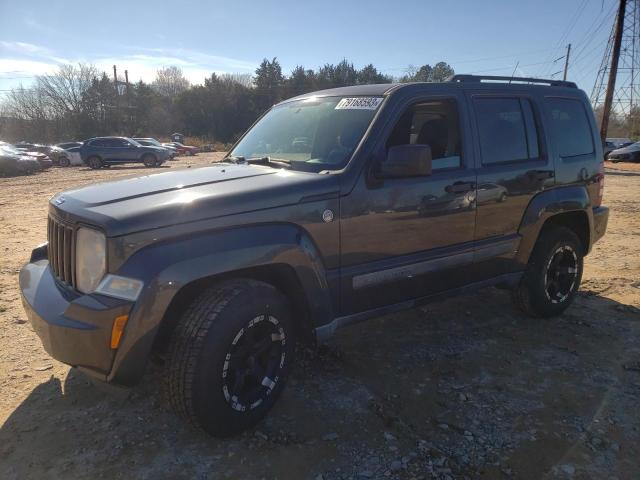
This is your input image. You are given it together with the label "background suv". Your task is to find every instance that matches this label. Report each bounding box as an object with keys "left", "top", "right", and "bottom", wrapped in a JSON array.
[
  {"left": 133, "top": 138, "right": 178, "bottom": 159},
  {"left": 79, "top": 137, "right": 169, "bottom": 169}
]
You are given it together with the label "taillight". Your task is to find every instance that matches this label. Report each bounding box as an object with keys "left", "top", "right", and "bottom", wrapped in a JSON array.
[{"left": 594, "top": 163, "right": 605, "bottom": 207}]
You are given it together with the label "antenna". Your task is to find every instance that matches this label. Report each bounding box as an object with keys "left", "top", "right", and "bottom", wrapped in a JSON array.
[{"left": 509, "top": 61, "right": 520, "bottom": 84}]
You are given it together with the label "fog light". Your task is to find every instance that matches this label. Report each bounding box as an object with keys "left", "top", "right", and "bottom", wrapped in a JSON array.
[
  {"left": 95, "top": 274, "right": 144, "bottom": 301},
  {"left": 111, "top": 314, "right": 129, "bottom": 349}
]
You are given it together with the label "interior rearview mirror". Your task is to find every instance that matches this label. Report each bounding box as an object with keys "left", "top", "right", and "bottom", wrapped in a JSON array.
[{"left": 378, "top": 144, "right": 432, "bottom": 178}]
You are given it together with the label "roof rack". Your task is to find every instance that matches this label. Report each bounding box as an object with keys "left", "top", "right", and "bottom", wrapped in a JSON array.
[{"left": 449, "top": 74, "right": 577, "bottom": 89}]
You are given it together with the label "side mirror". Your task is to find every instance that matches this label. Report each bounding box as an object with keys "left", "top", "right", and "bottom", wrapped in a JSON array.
[{"left": 377, "top": 144, "right": 432, "bottom": 178}]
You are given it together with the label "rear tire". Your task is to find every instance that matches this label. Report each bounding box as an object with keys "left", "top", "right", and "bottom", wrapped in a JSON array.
[
  {"left": 512, "top": 226, "right": 583, "bottom": 317},
  {"left": 163, "top": 279, "right": 295, "bottom": 437},
  {"left": 87, "top": 156, "right": 103, "bottom": 169}
]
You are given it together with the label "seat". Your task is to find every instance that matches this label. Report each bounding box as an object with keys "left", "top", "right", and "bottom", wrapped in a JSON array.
[{"left": 416, "top": 118, "right": 448, "bottom": 159}]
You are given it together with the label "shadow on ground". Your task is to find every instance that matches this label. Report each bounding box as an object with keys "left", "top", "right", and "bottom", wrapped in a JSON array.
[{"left": 2, "top": 288, "right": 639, "bottom": 479}]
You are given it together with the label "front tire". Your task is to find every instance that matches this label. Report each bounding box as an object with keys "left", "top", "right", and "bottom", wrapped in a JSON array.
[
  {"left": 142, "top": 153, "right": 158, "bottom": 168},
  {"left": 163, "top": 279, "right": 295, "bottom": 437},
  {"left": 59, "top": 156, "right": 70, "bottom": 167},
  {"left": 512, "top": 226, "right": 583, "bottom": 317}
]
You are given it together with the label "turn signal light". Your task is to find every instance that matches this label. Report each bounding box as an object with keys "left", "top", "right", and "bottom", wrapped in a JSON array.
[{"left": 110, "top": 314, "right": 129, "bottom": 349}]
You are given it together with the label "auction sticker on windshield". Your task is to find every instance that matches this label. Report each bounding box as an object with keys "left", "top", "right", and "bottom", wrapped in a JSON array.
[{"left": 335, "top": 97, "right": 383, "bottom": 110}]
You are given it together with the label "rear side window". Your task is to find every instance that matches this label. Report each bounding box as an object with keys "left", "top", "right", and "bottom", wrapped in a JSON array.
[
  {"left": 474, "top": 97, "right": 540, "bottom": 165},
  {"left": 545, "top": 98, "right": 594, "bottom": 157}
]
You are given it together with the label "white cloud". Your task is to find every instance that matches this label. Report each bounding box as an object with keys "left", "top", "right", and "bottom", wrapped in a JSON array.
[{"left": 0, "top": 41, "right": 257, "bottom": 89}]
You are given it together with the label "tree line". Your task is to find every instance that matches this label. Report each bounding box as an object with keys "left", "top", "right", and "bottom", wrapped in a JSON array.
[{"left": 0, "top": 58, "right": 455, "bottom": 145}]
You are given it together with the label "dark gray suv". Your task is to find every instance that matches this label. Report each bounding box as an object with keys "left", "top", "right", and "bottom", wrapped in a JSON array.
[
  {"left": 79, "top": 136, "right": 169, "bottom": 169},
  {"left": 20, "top": 75, "right": 608, "bottom": 437}
]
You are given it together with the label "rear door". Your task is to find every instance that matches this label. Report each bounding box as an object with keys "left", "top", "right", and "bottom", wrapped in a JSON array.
[{"left": 469, "top": 93, "right": 555, "bottom": 278}]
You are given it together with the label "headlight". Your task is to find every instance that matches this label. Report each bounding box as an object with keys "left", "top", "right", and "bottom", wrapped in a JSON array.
[{"left": 75, "top": 227, "right": 106, "bottom": 293}]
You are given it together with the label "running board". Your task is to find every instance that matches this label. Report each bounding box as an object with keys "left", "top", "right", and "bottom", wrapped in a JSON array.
[{"left": 315, "top": 272, "right": 523, "bottom": 343}]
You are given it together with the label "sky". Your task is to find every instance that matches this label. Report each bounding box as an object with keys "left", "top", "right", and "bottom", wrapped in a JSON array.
[{"left": 0, "top": 0, "right": 617, "bottom": 97}]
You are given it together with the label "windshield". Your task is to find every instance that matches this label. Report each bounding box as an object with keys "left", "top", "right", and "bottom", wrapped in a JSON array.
[
  {"left": 0, "top": 145, "right": 22, "bottom": 156},
  {"left": 230, "top": 96, "right": 383, "bottom": 172}
]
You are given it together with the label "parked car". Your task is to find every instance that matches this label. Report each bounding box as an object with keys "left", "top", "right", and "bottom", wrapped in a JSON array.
[
  {"left": 0, "top": 145, "right": 43, "bottom": 175},
  {"left": 603, "top": 137, "right": 633, "bottom": 158},
  {"left": 133, "top": 138, "right": 177, "bottom": 159},
  {"left": 13, "top": 147, "right": 52, "bottom": 169},
  {"left": 56, "top": 141, "right": 84, "bottom": 150},
  {"left": 167, "top": 141, "right": 199, "bottom": 156},
  {"left": 19, "top": 75, "right": 608, "bottom": 437},
  {"left": 79, "top": 137, "right": 170, "bottom": 169},
  {"left": 61, "top": 146, "right": 84, "bottom": 166},
  {"left": 607, "top": 141, "right": 640, "bottom": 162},
  {"left": 15, "top": 143, "right": 70, "bottom": 166}
]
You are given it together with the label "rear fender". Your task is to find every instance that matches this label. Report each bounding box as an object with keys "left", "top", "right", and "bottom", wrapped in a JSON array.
[
  {"left": 107, "top": 223, "right": 331, "bottom": 385},
  {"left": 516, "top": 185, "right": 593, "bottom": 265}
]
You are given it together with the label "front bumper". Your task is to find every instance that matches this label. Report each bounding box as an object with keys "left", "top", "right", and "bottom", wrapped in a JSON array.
[
  {"left": 592, "top": 206, "right": 609, "bottom": 245},
  {"left": 19, "top": 258, "right": 133, "bottom": 381}
]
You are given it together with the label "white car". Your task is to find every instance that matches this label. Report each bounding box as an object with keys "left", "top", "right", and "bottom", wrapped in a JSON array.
[{"left": 59, "top": 146, "right": 84, "bottom": 166}]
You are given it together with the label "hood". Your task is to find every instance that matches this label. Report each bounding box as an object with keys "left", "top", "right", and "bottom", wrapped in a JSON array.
[
  {"left": 50, "top": 163, "right": 339, "bottom": 236},
  {"left": 610, "top": 143, "right": 640, "bottom": 155}
]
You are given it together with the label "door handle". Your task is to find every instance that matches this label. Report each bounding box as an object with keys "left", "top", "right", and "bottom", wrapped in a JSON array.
[{"left": 445, "top": 181, "right": 475, "bottom": 194}]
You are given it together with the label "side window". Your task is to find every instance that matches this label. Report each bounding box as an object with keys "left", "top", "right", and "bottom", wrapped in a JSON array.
[
  {"left": 474, "top": 97, "right": 540, "bottom": 165},
  {"left": 90, "top": 139, "right": 105, "bottom": 147},
  {"left": 545, "top": 98, "right": 594, "bottom": 157},
  {"left": 386, "top": 98, "right": 462, "bottom": 171}
]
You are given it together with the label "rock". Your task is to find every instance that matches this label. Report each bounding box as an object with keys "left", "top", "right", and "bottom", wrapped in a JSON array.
[
  {"left": 390, "top": 460, "right": 402, "bottom": 472},
  {"left": 322, "top": 433, "right": 339, "bottom": 441},
  {"left": 314, "top": 475, "right": 324, "bottom": 480},
  {"left": 383, "top": 432, "right": 396, "bottom": 441},
  {"left": 34, "top": 364, "right": 53, "bottom": 371},
  {"left": 560, "top": 464, "right": 575, "bottom": 476},
  {"left": 438, "top": 423, "right": 449, "bottom": 430},
  {"left": 359, "top": 470, "right": 374, "bottom": 478},
  {"left": 254, "top": 431, "right": 268, "bottom": 441}
]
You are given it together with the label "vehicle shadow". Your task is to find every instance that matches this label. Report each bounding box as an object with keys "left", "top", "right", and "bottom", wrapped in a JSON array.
[
  {"left": 604, "top": 168, "right": 640, "bottom": 176},
  {"left": 78, "top": 165, "right": 172, "bottom": 172},
  {"left": 1, "top": 288, "right": 639, "bottom": 479}
]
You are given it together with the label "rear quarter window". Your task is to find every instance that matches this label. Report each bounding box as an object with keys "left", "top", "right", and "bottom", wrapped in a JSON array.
[{"left": 545, "top": 98, "right": 594, "bottom": 158}]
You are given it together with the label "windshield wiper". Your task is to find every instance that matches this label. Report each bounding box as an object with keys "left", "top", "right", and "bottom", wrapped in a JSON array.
[
  {"left": 246, "top": 156, "right": 291, "bottom": 169},
  {"left": 224, "top": 155, "right": 291, "bottom": 169}
]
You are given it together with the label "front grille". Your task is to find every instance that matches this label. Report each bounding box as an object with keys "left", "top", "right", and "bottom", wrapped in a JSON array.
[{"left": 48, "top": 215, "right": 75, "bottom": 287}]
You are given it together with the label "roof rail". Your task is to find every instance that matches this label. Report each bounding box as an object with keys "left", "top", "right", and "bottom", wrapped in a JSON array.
[{"left": 449, "top": 74, "right": 577, "bottom": 88}]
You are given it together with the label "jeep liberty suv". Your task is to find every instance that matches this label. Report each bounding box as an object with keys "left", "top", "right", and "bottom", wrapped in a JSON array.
[{"left": 20, "top": 75, "right": 609, "bottom": 437}]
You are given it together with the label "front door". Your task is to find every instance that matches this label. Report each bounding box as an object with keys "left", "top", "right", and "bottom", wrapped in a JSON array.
[{"left": 339, "top": 96, "right": 477, "bottom": 315}]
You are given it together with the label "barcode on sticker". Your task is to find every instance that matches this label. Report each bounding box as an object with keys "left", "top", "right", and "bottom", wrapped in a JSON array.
[{"left": 335, "top": 97, "right": 383, "bottom": 110}]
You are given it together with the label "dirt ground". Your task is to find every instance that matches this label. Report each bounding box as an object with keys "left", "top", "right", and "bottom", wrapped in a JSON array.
[{"left": 1, "top": 154, "right": 639, "bottom": 480}]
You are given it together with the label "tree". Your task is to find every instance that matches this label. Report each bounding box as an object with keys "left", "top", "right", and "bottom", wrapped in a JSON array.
[
  {"left": 399, "top": 62, "right": 454, "bottom": 83},
  {"left": 357, "top": 64, "right": 392, "bottom": 85},
  {"left": 152, "top": 66, "right": 190, "bottom": 97},
  {"left": 254, "top": 57, "right": 284, "bottom": 109},
  {"left": 431, "top": 62, "right": 455, "bottom": 82}
]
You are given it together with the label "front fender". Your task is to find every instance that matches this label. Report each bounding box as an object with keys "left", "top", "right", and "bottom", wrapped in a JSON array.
[
  {"left": 107, "top": 223, "right": 332, "bottom": 385},
  {"left": 516, "top": 185, "right": 593, "bottom": 265}
]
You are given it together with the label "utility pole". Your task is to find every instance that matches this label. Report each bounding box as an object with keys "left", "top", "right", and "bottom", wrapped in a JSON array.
[
  {"left": 563, "top": 44, "right": 572, "bottom": 81},
  {"left": 113, "top": 65, "right": 119, "bottom": 132},
  {"left": 124, "top": 69, "right": 130, "bottom": 134},
  {"left": 600, "top": 0, "right": 628, "bottom": 144}
]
